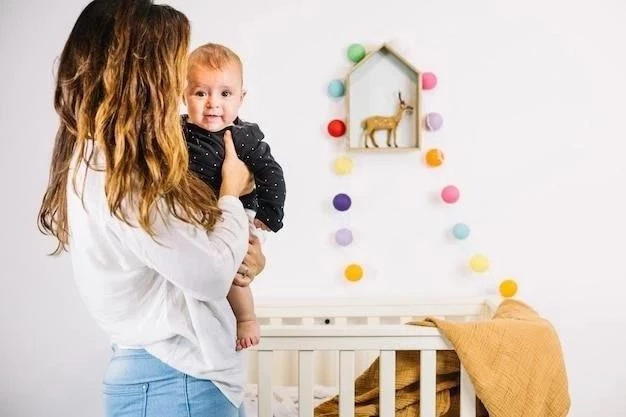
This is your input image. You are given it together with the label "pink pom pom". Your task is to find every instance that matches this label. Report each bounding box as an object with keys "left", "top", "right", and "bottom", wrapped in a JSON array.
[
  {"left": 422, "top": 72, "right": 438, "bottom": 90},
  {"left": 441, "top": 185, "right": 460, "bottom": 204}
]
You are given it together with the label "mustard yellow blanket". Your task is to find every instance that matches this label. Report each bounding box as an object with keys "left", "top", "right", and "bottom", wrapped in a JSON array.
[{"left": 314, "top": 299, "right": 570, "bottom": 417}]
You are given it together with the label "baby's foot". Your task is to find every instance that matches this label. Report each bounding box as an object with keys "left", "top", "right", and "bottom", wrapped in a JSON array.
[{"left": 236, "top": 319, "right": 260, "bottom": 351}]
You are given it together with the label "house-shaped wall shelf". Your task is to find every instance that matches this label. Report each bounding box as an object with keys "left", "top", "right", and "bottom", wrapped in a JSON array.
[{"left": 345, "top": 44, "right": 422, "bottom": 152}]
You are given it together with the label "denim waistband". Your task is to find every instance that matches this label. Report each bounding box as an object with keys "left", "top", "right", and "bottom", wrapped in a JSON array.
[{"left": 104, "top": 345, "right": 182, "bottom": 385}]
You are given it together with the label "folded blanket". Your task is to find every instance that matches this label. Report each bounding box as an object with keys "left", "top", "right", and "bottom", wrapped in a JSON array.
[{"left": 314, "top": 299, "right": 569, "bottom": 417}]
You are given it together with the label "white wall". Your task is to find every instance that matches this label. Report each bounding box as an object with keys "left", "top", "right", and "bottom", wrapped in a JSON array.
[{"left": 1, "top": 0, "right": 624, "bottom": 415}]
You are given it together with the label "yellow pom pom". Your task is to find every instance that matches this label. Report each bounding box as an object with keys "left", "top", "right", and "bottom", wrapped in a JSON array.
[
  {"left": 344, "top": 264, "right": 363, "bottom": 282},
  {"left": 469, "top": 254, "right": 489, "bottom": 273},
  {"left": 334, "top": 156, "right": 353, "bottom": 175},
  {"left": 499, "top": 279, "right": 518, "bottom": 298}
]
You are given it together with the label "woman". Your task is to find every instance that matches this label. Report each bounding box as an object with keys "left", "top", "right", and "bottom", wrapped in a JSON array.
[{"left": 37, "top": 1, "right": 262, "bottom": 415}]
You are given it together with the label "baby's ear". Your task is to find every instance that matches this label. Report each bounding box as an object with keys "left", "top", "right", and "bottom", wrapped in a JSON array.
[{"left": 241, "top": 89, "right": 247, "bottom": 102}]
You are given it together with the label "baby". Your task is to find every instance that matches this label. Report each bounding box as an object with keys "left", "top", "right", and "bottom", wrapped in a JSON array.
[{"left": 182, "top": 43, "right": 286, "bottom": 351}]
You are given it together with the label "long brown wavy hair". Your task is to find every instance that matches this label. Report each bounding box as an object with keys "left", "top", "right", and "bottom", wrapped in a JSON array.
[{"left": 38, "top": 0, "right": 220, "bottom": 255}]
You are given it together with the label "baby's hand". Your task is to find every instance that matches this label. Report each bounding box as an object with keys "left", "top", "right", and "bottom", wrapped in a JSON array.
[{"left": 253, "top": 219, "right": 271, "bottom": 231}]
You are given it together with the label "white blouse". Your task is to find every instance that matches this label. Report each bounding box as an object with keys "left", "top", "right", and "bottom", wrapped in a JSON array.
[{"left": 66, "top": 145, "right": 249, "bottom": 405}]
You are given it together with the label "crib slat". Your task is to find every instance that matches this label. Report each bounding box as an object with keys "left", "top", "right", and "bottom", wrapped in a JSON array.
[
  {"left": 339, "top": 351, "right": 355, "bottom": 417},
  {"left": 258, "top": 351, "right": 273, "bottom": 417},
  {"left": 379, "top": 350, "right": 396, "bottom": 417},
  {"left": 460, "top": 365, "right": 477, "bottom": 417},
  {"left": 299, "top": 350, "right": 314, "bottom": 417},
  {"left": 420, "top": 350, "right": 437, "bottom": 416}
]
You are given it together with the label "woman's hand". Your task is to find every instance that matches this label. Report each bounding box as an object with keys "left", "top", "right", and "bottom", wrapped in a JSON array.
[
  {"left": 233, "top": 235, "right": 266, "bottom": 287},
  {"left": 220, "top": 130, "right": 252, "bottom": 198}
]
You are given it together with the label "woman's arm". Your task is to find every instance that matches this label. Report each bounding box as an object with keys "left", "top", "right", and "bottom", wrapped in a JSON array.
[
  {"left": 116, "top": 195, "right": 249, "bottom": 301},
  {"left": 113, "top": 131, "right": 252, "bottom": 302}
]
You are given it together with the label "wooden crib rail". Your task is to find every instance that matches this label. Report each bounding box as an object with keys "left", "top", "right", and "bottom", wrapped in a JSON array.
[
  {"left": 254, "top": 296, "right": 495, "bottom": 321},
  {"left": 251, "top": 324, "right": 477, "bottom": 417},
  {"left": 257, "top": 324, "right": 448, "bottom": 350}
]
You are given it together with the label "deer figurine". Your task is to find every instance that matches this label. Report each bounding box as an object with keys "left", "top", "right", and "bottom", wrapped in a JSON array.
[{"left": 361, "top": 92, "right": 414, "bottom": 148}]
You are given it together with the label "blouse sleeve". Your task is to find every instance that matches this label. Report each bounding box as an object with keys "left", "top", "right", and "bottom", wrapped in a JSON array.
[{"left": 113, "top": 195, "right": 249, "bottom": 302}]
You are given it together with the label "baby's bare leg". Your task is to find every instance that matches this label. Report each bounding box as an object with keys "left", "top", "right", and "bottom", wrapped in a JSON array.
[{"left": 227, "top": 284, "right": 260, "bottom": 351}]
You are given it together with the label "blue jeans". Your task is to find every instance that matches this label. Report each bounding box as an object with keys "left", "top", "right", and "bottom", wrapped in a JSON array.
[{"left": 103, "top": 346, "right": 244, "bottom": 417}]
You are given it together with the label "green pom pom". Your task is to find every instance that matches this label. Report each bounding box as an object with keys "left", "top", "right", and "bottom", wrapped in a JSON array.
[{"left": 347, "top": 43, "right": 366, "bottom": 63}]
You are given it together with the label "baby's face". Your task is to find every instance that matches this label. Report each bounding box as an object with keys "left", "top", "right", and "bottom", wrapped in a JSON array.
[{"left": 184, "top": 63, "right": 245, "bottom": 132}]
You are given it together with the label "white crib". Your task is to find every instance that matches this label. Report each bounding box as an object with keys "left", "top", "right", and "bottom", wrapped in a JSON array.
[{"left": 246, "top": 296, "right": 498, "bottom": 417}]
